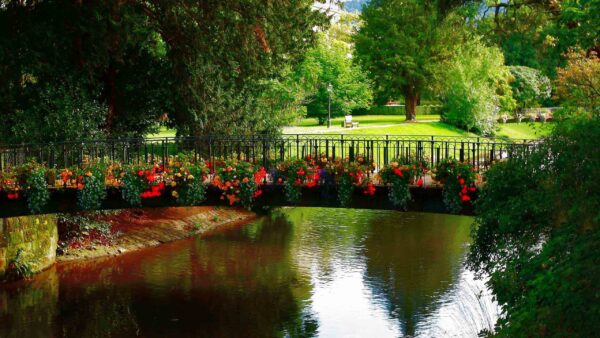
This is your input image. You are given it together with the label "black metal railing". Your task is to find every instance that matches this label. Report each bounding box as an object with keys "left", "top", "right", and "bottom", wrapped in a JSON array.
[{"left": 0, "top": 134, "right": 538, "bottom": 173}]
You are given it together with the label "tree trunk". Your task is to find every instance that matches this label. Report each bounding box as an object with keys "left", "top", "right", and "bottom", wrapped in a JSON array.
[{"left": 405, "top": 93, "right": 418, "bottom": 121}]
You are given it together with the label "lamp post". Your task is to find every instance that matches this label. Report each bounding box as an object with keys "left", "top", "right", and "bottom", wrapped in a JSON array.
[{"left": 327, "top": 83, "right": 333, "bottom": 128}]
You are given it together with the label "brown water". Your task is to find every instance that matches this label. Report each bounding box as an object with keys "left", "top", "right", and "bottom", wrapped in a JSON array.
[{"left": 0, "top": 208, "right": 498, "bottom": 337}]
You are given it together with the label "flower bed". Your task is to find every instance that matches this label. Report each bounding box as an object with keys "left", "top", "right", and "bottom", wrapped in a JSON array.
[{"left": 0, "top": 155, "right": 480, "bottom": 213}]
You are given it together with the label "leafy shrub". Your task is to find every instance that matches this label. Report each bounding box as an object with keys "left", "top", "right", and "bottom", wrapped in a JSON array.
[
  {"left": 171, "top": 164, "right": 208, "bottom": 206},
  {"left": 326, "top": 157, "right": 373, "bottom": 207},
  {"left": 77, "top": 170, "right": 107, "bottom": 210},
  {"left": 433, "top": 159, "right": 477, "bottom": 213},
  {"left": 379, "top": 160, "right": 427, "bottom": 209},
  {"left": 25, "top": 168, "right": 50, "bottom": 213},
  {"left": 509, "top": 65, "right": 552, "bottom": 114},
  {"left": 5, "top": 249, "right": 34, "bottom": 280},
  {"left": 121, "top": 170, "right": 146, "bottom": 207},
  {"left": 467, "top": 117, "right": 600, "bottom": 337},
  {"left": 275, "top": 159, "right": 315, "bottom": 204}
]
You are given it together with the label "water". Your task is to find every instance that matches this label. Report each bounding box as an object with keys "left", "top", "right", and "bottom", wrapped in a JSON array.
[{"left": 0, "top": 208, "right": 498, "bottom": 337}]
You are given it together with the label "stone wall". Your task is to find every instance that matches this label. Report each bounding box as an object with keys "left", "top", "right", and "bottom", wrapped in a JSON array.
[{"left": 0, "top": 214, "right": 58, "bottom": 280}]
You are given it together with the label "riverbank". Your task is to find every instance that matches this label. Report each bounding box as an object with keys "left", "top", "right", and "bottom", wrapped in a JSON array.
[{"left": 57, "top": 206, "right": 257, "bottom": 262}]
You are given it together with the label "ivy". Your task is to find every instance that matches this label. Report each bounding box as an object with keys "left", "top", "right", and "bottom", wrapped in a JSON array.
[
  {"left": 77, "top": 172, "right": 107, "bottom": 210},
  {"left": 25, "top": 168, "right": 50, "bottom": 214}
]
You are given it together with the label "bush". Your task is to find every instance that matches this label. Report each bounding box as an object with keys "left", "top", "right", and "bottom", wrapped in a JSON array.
[
  {"left": 467, "top": 117, "right": 600, "bottom": 337},
  {"left": 439, "top": 38, "right": 514, "bottom": 135},
  {"left": 77, "top": 170, "right": 107, "bottom": 210},
  {"left": 25, "top": 168, "right": 50, "bottom": 214},
  {"left": 433, "top": 159, "right": 477, "bottom": 214}
]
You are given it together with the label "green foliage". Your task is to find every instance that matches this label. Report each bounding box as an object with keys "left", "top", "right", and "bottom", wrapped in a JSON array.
[
  {"left": 438, "top": 38, "right": 514, "bottom": 135},
  {"left": 555, "top": 50, "right": 600, "bottom": 117},
  {"left": 509, "top": 66, "right": 552, "bottom": 113},
  {"left": 121, "top": 172, "right": 145, "bottom": 207},
  {"left": 6, "top": 249, "right": 34, "bottom": 281},
  {"left": 468, "top": 117, "right": 600, "bottom": 337},
  {"left": 276, "top": 159, "right": 311, "bottom": 204},
  {"left": 0, "top": 1, "right": 327, "bottom": 141},
  {"left": 302, "top": 34, "right": 373, "bottom": 124},
  {"left": 25, "top": 168, "right": 50, "bottom": 214},
  {"left": 56, "top": 212, "right": 117, "bottom": 253},
  {"left": 172, "top": 166, "right": 207, "bottom": 206},
  {"left": 77, "top": 171, "right": 107, "bottom": 211},
  {"left": 379, "top": 163, "right": 417, "bottom": 209},
  {"left": 336, "top": 174, "right": 355, "bottom": 207},
  {"left": 434, "top": 159, "right": 477, "bottom": 214},
  {"left": 355, "top": 0, "right": 465, "bottom": 119}
]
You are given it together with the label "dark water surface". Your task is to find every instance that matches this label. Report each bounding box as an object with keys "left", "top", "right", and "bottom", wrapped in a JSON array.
[{"left": 0, "top": 208, "right": 498, "bottom": 337}]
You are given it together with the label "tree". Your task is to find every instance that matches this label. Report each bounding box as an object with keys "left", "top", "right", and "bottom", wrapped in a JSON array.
[
  {"left": 437, "top": 37, "right": 514, "bottom": 135},
  {"left": 0, "top": 1, "right": 328, "bottom": 143},
  {"left": 556, "top": 49, "right": 600, "bottom": 117},
  {"left": 300, "top": 34, "right": 373, "bottom": 125},
  {"left": 468, "top": 117, "right": 600, "bottom": 337},
  {"left": 509, "top": 66, "right": 552, "bottom": 115},
  {"left": 354, "top": 0, "right": 466, "bottom": 120}
]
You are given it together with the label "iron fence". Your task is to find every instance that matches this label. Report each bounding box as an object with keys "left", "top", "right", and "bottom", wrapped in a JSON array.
[{"left": 0, "top": 134, "right": 537, "bottom": 173}]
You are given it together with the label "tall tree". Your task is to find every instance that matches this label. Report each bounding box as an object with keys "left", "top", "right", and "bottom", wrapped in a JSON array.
[{"left": 354, "top": 0, "right": 465, "bottom": 120}]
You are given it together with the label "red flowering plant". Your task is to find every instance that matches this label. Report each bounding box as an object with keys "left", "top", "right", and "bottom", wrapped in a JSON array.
[
  {"left": 121, "top": 163, "right": 166, "bottom": 207},
  {"left": 434, "top": 158, "right": 477, "bottom": 213},
  {"left": 378, "top": 160, "right": 422, "bottom": 210},
  {"left": 275, "top": 159, "right": 317, "bottom": 204},
  {"left": 326, "top": 155, "right": 374, "bottom": 207},
  {"left": 0, "top": 170, "right": 21, "bottom": 200},
  {"left": 213, "top": 160, "right": 262, "bottom": 209}
]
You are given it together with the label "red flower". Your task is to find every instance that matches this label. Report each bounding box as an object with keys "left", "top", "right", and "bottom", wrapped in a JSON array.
[
  {"left": 416, "top": 177, "right": 424, "bottom": 187},
  {"left": 294, "top": 178, "right": 302, "bottom": 186},
  {"left": 364, "top": 183, "right": 376, "bottom": 196},
  {"left": 253, "top": 190, "right": 263, "bottom": 198},
  {"left": 137, "top": 170, "right": 144, "bottom": 177},
  {"left": 459, "top": 178, "right": 465, "bottom": 185},
  {"left": 461, "top": 194, "right": 471, "bottom": 202},
  {"left": 461, "top": 186, "right": 468, "bottom": 194},
  {"left": 393, "top": 168, "right": 403, "bottom": 177},
  {"left": 468, "top": 186, "right": 477, "bottom": 193},
  {"left": 296, "top": 168, "right": 305, "bottom": 176},
  {"left": 254, "top": 167, "right": 267, "bottom": 184}
]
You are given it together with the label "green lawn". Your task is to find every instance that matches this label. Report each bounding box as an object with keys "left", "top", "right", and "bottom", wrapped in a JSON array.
[
  {"left": 147, "top": 115, "right": 553, "bottom": 140},
  {"left": 495, "top": 122, "right": 554, "bottom": 140}
]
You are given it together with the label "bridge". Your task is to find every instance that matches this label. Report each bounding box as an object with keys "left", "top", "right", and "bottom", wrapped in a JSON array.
[{"left": 0, "top": 134, "right": 535, "bottom": 217}]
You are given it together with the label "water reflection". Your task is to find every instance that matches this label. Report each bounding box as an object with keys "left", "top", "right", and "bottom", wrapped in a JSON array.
[{"left": 0, "top": 208, "right": 497, "bottom": 337}]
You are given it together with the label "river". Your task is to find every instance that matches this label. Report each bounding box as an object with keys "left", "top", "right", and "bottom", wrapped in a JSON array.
[{"left": 0, "top": 207, "right": 498, "bottom": 337}]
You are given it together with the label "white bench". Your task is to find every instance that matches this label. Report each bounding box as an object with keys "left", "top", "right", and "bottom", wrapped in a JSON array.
[{"left": 342, "top": 115, "right": 359, "bottom": 128}]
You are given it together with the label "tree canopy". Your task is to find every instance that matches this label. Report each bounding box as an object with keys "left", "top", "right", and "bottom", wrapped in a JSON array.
[{"left": 0, "top": 0, "right": 328, "bottom": 143}]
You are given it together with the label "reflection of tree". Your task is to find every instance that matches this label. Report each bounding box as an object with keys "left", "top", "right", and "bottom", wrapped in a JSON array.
[
  {"left": 362, "top": 213, "right": 471, "bottom": 336},
  {"left": 0, "top": 211, "right": 318, "bottom": 337},
  {"left": 284, "top": 207, "right": 371, "bottom": 280}
]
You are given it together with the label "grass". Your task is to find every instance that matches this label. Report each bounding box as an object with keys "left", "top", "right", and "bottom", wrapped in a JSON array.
[
  {"left": 147, "top": 126, "right": 176, "bottom": 138},
  {"left": 145, "top": 115, "right": 553, "bottom": 140},
  {"left": 495, "top": 122, "right": 554, "bottom": 140}
]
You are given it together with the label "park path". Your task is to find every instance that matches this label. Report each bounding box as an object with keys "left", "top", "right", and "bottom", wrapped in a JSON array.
[{"left": 283, "top": 119, "right": 440, "bottom": 134}]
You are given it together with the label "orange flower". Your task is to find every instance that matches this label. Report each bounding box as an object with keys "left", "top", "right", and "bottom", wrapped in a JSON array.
[{"left": 242, "top": 177, "right": 249, "bottom": 183}]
